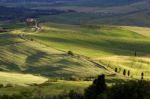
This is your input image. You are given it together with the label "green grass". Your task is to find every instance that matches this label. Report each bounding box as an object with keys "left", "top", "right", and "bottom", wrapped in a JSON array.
[
  {"left": 122, "top": 26, "right": 150, "bottom": 37},
  {"left": 0, "top": 80, "right": 91, "bottom": 96},
  {"left": 0, "top": 26, "right": 108, "bottom": 78},
  {"left": 25, "top": 23, "right": 150, "bottom": 79},
  {"left": 0, "top": 23, "right": 150, "bottom": 96},
  {"left": 0, "top": 72, "right": 47, "bottom": 86},
  {"left": 0, "top": 23, "right": 150, "bottom": 83},
  {"left": 29, "top": 24, "right": 150, "bottom": 57}
]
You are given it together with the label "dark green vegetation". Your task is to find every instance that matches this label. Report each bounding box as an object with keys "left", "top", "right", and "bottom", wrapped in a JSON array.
[{"left": 85, "top": 75, "right": 150, "bottom": 99}]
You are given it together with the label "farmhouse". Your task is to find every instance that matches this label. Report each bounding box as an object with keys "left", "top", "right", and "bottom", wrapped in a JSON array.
[
  {"left": 26, "top": 18, "right": 37, "bottom": 26},
  {"left": 26, "top": 18, "right": 41, "bottom": 31}
]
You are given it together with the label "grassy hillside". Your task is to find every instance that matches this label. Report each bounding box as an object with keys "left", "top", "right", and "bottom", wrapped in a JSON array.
[
  {"left": 0, "top": 24, "right": 110, "bottom": 79},
  {"left": 0, "top": 80, "right": 91, "bottom": 96},
  {"left": 29, "top": 24, "right": 149, "bottom": 57},
  {"left": 0, "top": 23, "right": 149, "bottom": 96},
  {"left": 122, "top": 26, "right": 150, "bottom": 37},
  {"left": 0, "top": 23, "right": 150, "bottom": 84},
  {"left": 26, "top": 23, "right": 150, "bottom": 79},
  {"left": 0, "top": 72, "right": 47, "bottom": 86}
]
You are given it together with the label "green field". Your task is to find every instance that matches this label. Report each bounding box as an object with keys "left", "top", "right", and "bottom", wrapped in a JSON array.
[
  {"left": 0, "top": 22, "right": 150, "bottom": 95},
  {"left": 27, "top": 23, "right": 150, "bottom": 79},
  {"left": 0, "top": 80, "right": 91, "bottom": 96},
  {"left": 0, "top": 72, "right": 47, "bottom": 86}
]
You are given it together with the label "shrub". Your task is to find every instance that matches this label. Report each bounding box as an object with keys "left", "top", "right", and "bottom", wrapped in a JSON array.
[{"left": 68, "top": 51, "right": 74, "bottom": 56}]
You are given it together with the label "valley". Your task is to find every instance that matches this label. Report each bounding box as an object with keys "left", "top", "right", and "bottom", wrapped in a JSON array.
[{"left": 0, "top": 0, "right": 150, "bottom": 98}]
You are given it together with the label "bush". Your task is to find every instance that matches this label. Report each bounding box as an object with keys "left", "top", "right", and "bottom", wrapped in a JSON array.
[{"left": 68, "top": 51, "right": 74, "bottom": 56}]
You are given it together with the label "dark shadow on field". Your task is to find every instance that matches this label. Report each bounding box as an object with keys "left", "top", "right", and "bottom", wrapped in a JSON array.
[
  {"left": 23, "top": 52, "right": 84, "bottom": 77},
  {"left": 24, "top": 64, "right": 78, "bottom": 78},
  {"left": 0, "top": 33, "right": 23, "bottom": 46},
  {"left": 0, "top": 60, "right": 20, "bottom": 71},
  {"left": 25, "top": 51, "right": 48, "bottom": 64},
  {"left": 34, "top": 36, "right": 150, "bottom": 56}
]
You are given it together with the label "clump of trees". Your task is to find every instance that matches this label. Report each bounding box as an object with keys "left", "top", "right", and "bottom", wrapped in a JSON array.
[
  {"left": 109, "top": 80, "right": 150, "bottom": 99},
  {"left": 84, "top": 74, "right": 107, "bottom": 99},
  {"left": 114, "top": 68, "right": 131, "bottom": 77},
  {"left": 84, "top": 74, "right": 150, "bottom": 99}
]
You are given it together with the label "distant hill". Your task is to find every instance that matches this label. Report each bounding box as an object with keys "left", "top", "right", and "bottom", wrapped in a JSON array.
[
  {"left": 0, "top": 0, "right": 145, "bottom": 7},
  {"left": 0, "top": 0, "right": 150, "bottom": 26}
]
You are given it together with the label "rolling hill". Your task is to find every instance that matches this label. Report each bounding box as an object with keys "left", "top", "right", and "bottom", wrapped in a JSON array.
[
  {"left": 0, "top": 0, "right": 150, "bottom": 97},
  {"left": 0, "top": 24, "right": 111, "bottom": 79},
  {"left": 0, "top": 22, "right": 149, "bottom": 97},
  {"left": 0, "top": 23, "right": 149, "bottom": 82}
]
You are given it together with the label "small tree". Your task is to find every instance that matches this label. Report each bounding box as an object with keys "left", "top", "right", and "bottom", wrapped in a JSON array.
[
  {"left": 128, "top": 70, "right": 130, "bottom": 77},
  {"left": 115, "top": 68, "right": 118, "bottom": 73},
  {"left": 141, "top": 72, "right": 144, "bottom": 80},
  {"left": 123, "top": 69, "right": 126, "bottom": 76},
  {"left": 134, "top": 50, "right": 137, "bottom": 57}
]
